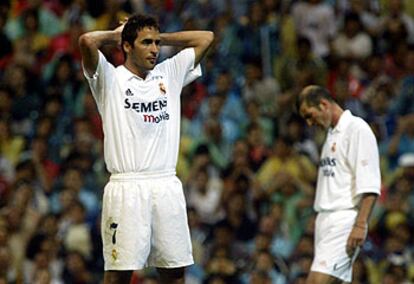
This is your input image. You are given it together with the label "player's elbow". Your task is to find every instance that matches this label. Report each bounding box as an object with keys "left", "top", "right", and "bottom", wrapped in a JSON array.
[
  {"left": 204, "top": 31, "right": 214, "bottom": 47},
  {"left": 78, "top": 33, "right": 95, "bottom": 49},
  {"left": 196, "top": 31, "right": 214, "bottom": 49}
]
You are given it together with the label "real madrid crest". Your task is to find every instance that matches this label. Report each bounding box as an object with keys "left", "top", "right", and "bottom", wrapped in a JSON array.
[
  {"left": 159, "top": 82, "right": 166, "bottom": 95},
  {"left": 331, "top": 142, "right": 336, "bottom": 152},
  {"left": 112, "top": 249, "right": 118, "bottom": 261}
]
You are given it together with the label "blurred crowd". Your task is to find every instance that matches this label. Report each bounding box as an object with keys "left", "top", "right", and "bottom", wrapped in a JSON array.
[{"left": 0, "top": 0, "right": 413, "bottom": 283}]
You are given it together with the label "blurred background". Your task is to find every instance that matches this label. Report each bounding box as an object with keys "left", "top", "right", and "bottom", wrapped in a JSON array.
[{"left": 0, "top": 0, "right": 413, "bottom": 283}]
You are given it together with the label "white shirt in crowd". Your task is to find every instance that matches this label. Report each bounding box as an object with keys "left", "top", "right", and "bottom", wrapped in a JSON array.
[
  {"left": 187, "top": 177, "right": 223, "bottom": 224},
  {"left": 332, "top": 32, "right": 373, "bottom": 59},
  {"left": 292, "top": 1, "right": 336, "bottom": 58}
]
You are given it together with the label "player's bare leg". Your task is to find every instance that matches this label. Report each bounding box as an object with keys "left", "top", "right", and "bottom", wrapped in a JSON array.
[
  {"left": 104, "top": 270, "right": 133, "bottom": 284},
  {"left": 157, "top": 267, "right": 185, "bottom": 284},
  {"left": 306, "top": 271, "right": 350, "bottom": 284}
]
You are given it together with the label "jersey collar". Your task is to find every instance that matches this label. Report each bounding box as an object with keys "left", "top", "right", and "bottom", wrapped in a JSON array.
[
  {"left": 331, "top": 110, "right": 352, "bottom": 133},
  {"left": 117, "top": 65, "right": 161, "bottom": 83},
  {"left": 117, "top": 65, "right": 144, "bottom": 82}
]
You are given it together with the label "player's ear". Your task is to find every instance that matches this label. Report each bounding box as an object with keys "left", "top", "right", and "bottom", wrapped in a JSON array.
[
  {"left": 319, "top": 98, "right": 330, "bottom": 110},
  {"left": 123, "top": 41, "right": 132, "bottom": 54}
]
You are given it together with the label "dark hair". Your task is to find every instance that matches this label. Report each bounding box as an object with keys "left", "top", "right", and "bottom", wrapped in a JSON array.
[
  {"left": 296, "top": 36, "right": 312, "bottom": 50},
  {"left": 276, "top": 134, "right": 294, "bottom": 147},
  {"left": 296, "top": 85, "right": 334, "bottom": 111},
  {"left": 121, "top": 14, "right": 160, "bottom": 59},
  {"left": 194, "top": 143, "right": 210, "bottom": 156},
  {"left": 0, "top": 84, "right": 12, "bottom": 96},
  {"left": 22, "top": 8, "right": 40, "bottom": 30},
  {"left": 344, "top": 12, "right": 361, "bottom": 27}
]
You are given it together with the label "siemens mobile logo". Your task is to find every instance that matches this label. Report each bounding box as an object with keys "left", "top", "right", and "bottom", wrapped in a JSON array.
[
  {"left": 124, "top": 98, "right": 170, "bottom": 123},
  {"left": 124, "top": 98, "right": 167, "bottom": 112},
  {"left": 319, "top": 157, "right": 336, "bottom": 177}
]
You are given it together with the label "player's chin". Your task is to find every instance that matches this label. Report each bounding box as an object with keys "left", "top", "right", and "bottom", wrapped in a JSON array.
[
  {"left": 147, "top": 59, "right": 156, "bottom": 67},
  {"left": 316, "top": 122, "right": 329, "bottom": 129},
  {"left": 146, "top": 63, "right": 156, "bottom": 70},
  {"left": 314, "top": 124, "right": 327, "bottom": 131}
]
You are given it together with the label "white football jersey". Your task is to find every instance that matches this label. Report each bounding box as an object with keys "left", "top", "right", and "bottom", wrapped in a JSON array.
[
  {"left": 84, "top": 48, "right": 201, "bottom": 174},
  {"left": 314, "top": 110, "right": 381, "bottom": 212}
]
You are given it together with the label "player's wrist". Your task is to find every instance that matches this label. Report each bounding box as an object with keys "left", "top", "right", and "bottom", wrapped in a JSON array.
[{"left": 353, "top": 222, "right": 368, "bottom": 229}]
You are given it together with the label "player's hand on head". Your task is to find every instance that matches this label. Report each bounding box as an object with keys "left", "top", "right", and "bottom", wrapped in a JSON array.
[
  {"left": 119, "top": 17, "right": 129, "bottom": 26},
  {"left": 113, "top": 17, "right": 128, "bottom": 46},
  {"left": 114, "top": 17, "right": 129, "bottom": 33}
]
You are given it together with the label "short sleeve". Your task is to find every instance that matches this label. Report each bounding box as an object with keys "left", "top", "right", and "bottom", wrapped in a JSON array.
[
  {"left": 347, "top": 123, "right": 381, "bottom": 196},
  {"left": 156, "top": 48, "right": 202, "bottom": 89},
  {"left": 82, "top": 50, "right": 116, "bottom": 108},
  {"left": 184, "top": 61, "right": 202, "bottom": 86}
]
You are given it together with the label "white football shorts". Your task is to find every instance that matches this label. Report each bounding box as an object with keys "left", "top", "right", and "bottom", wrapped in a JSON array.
[
  {"left": 101, "top": 171, "right": 194, "bottom": 270},
  {"left": 311, "top": 209, "right": 360, "bottom": 282}
]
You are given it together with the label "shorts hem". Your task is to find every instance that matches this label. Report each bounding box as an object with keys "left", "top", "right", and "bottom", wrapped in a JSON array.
[
  {"left": 150, "top": 260, "right": 194, "bottom": 269},
  {"left": 104, "top": 264, "right": 144, "bottom": 271},
  {"left": 105, "top": 260, "right": 194, "bottom": 271},
  {"left": 310, "top": 268, "right": 350, "bottom": 282}
]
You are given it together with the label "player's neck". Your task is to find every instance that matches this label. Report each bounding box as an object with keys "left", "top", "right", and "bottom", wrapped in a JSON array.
[
  {"left": 124, "top": 62, "right": 149, "bottom": 79},
  {"left": 331, "top": 104, "right": 344, "bottom": 128}
]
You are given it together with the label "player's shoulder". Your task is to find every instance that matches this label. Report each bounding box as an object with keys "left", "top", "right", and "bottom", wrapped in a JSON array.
[
  {"left": 351, "top": 115, "right": 371, "bottom": 130},
  {"left": 162, "top": 48, "right": 194, "bottom": 62},
  {"left": 346, "top": 114, "right": 375, "bottom": 138},
  {"left": 154, "top": 48, "right": 195, "bottom": 71}
]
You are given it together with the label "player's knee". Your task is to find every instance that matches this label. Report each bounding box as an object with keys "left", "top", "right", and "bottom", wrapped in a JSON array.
[{"left": 157, "top": 267, "right": 185, "bottom": 281}]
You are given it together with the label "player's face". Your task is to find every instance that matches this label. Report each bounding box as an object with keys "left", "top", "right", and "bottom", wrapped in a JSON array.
[
  {"left": 300, "top": 101, "right": 331, "bottom": 129},
  {"left": 127, "top": 26, "right": 160, "bottom": 72}
]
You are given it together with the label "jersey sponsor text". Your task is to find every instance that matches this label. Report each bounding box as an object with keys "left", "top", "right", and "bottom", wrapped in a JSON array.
[
  {"left": 143, "top": 111, "right": 170, "bottom": 123},
  {"left": 124, "top": 98, "right": 168, "bottom": 113},
  {"left": 319, "top": 157, "right": 336, "bottom": 177}
]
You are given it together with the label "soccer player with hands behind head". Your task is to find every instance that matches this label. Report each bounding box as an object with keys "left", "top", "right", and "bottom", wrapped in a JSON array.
[{"left": 79, "top": 14, "right": 214, "bottom": 284}]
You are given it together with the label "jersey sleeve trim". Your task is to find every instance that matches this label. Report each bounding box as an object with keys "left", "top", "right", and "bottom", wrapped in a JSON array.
[
  {"left": 355, "top": 186, "right": 381, "bottom": 196},
  {"left": 82, "top": 50, "right": 105, "bottom": 80}
]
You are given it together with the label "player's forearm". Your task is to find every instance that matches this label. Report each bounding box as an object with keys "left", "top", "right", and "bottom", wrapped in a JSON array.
[
  {"left": 79, "top": 30, "right": 122, "bottom": 49},
  {"left": 160, "top": 31, "right": 213, "bottom": 47},
  {"left": 161, "top": 31, "right": 214, "bottom": 65},
  {"left": 79, "top": 30, "right": 122, "bottom": 76},
  {"left": 354, "top": 193, "right": 378, "bottom": 228}
]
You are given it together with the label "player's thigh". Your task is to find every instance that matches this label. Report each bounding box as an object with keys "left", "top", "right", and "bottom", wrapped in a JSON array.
[
  {"left": 306, "top": 271, "right": 346, "bottom": 284},
  {"left": 312, "top": 210, "right": 357, "bottom": 279},
  {"left": 148, "top": 176, "right": 193, "bottom": 268},
  {"left": 102, "top": 181, "right": 152, "bottom": 270}
]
